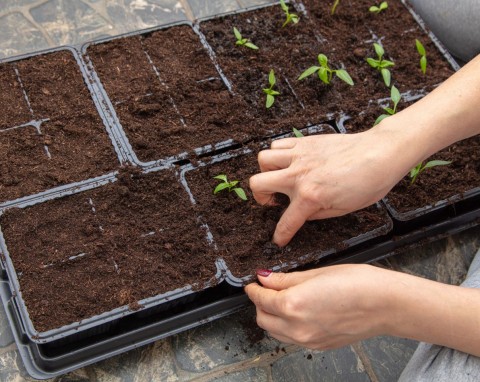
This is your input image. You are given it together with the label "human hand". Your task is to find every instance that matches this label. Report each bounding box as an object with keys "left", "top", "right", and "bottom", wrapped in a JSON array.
[
  {"left": 249, "top": 127, "right": 410, "bottom": 246},
  {"left": 244, "top": 265, "right": 393, "bottom": 350}
]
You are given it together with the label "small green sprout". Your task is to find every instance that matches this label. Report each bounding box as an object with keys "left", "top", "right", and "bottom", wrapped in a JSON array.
[
  {"left": 416, "top": 39, "right": 427, "bottom": 74},
  {"left": 409, "top": 160, "right": 452, "bottom": 185},
  {"left": 233, "top": 27, "right": 259, "bottom": 50},
  {"left": 373, "top": 85, "right": 401, "bottom": 126},
  {"left": 280, "top": 0, "right": 299, "bottom": 27},
  {"left": 213, "top": 174, "right": 248, "bottom": 201},
  {"left": 369, "top": 1, "right": 388, "bottom": 13},
  {"left": 293, "top": 127, "right": 304, "bottom": 137},
  {"left": 331, "top": 0, "right": 340, "bottom": 15},
  {"left": 298, "top": 54, "right": 354, "bottom": 86},
  {"left": 367, "top": 43, "right": 395, "bottom": 87},
  {"left": 263, "top": 69, "right": 281, "bottom": 109}
]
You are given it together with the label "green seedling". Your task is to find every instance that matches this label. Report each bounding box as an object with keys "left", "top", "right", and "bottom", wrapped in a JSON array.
[
  {"left": 409, "top": 160, "right": 452, "bottom": 185},
  {"left": 373, "top": 85, "right": 401, "bottom": 126},
  {"left": 416, "top": 39, "right": 427, "bottom": 74},
  {"left": 331, "top": 0, "right": 340, "bottom": 14},
  {"left": 213, "top": 174, "right": 248, "bottom": 201},
  {"left": 293, "top": 127, "right": 304, "bottom": 137},
  {"left": 233, "top": 27, "right": 259, "bottom": 50},
  {"left": 263, "top": 69, "right": 281, "bottom": 109},
  {"left": 280, "top": 0, "right": 299, "bottom": 27},
  {"left": 369, "top": 1, "right": 388, "bottom": 13},
  {"left": 367, "top": 43, "right": 395, "bottom": 87},
  {"left": 298, "top": 53, "right": 354, "bottom": 86}
]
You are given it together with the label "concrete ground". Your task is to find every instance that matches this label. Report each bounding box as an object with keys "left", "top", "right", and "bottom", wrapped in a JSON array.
[{"left": 0, "top": 1, "right": 479, "bottom": 381}]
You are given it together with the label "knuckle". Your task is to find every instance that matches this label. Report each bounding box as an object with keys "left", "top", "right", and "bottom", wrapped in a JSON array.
[{"left": 279, "top": 291, "right": 302, "bottom": 317}]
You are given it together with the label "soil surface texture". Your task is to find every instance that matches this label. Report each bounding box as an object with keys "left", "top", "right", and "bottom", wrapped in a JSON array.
[{"left": 0, "top": 51, "right": 118, "bottom": 203}]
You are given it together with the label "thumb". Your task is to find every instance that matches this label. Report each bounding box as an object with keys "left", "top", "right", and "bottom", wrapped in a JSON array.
[{"left": 256, "top": 269, "right": 323, "bottom": 291}]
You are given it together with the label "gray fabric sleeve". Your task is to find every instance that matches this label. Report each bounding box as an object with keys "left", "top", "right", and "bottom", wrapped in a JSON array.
[
  {"left": 398, "top": 249, "right": 480, "bottom": 382},
  {"left": 408, "top": 0, "right": 480, "bottom": 62}
]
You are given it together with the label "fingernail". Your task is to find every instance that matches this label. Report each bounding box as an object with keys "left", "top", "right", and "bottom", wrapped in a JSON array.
[{"left": 256, "top": 269, "right": 272, "bottom": 277}]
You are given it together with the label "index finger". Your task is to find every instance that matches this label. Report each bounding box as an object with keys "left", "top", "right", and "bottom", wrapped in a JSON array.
[
  {"left": 273, "top": 198, "right": 309, "bottom": 247},
  {"left": 245, "top": 282, "right": 284, "bottom": 316}
]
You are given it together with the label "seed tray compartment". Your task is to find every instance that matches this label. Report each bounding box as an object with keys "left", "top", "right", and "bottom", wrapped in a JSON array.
[
  {"left": 82, "top": 21, "right": 258, "bottom": 168},
  {"left": 179, "top": 124, "right": 394, "bottom": 287},
  {"left": 0, "top": 166, "right": 223, "bottom": 344},
  {"left": 0, "top": 47, "right": 126, "bottom": 204}
]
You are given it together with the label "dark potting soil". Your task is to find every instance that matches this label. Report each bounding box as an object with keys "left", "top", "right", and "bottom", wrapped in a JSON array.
[
  {"left": 385, "top": 135, "right": 480, "bottom": 214},
  {"left": 87, "top": 26, "right": 256, "bottom": 163},
  {"left": 1, "top": 167, "right": 218, "bottom": 332},
  {"left": 300, "top": 0, "right": 455, "bottom": 104},
  {"left": 0, "top": 51, "right": 118, "bottom": 203},
  {"left": 199, "top": 5, "right": 348, "bottom": 128},
  {"left": 185, "top": 142, "right": 392, "bottom": 280}
]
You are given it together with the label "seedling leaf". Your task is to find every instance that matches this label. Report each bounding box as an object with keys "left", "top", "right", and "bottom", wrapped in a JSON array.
[
  {"left": 233, "top": 27, "right": 242, "bottom": 41},
  {"left": 374, "top": 43, "right": 384, "bottom": 57},
  {"left": 331, "top": 0, "right": 340, "bottom": 14},
  {"left": 391, "top": 85, "right": 401, "bottom": 105},
  {"left": 318, "top": 54, "right": 328, "bottom": 67},
  {"left": 233, "top": 188, "right": 248, "bottom": 201},
  {"left": 335, "top": 69, "right": 354, "bottom": 86},
  {"left": 423, "top": 160, "right": 451, "bottom": 169},
  {"left": 373, "top": 114, "right": 390, "bottom": 126},
  {"left": 369, "top": 1, "right": 388, "bottom": 13},
  {"left": 318, "top": 66, "right": 329, "bottom": 83},
  {"left": 420, "top": 55, "right": 427, "bottom": 74},
  {"left": 293, "top": 127, "right": 304, "bottom": 137},
  {"left": 214, "top": 174, "right": 228, "bottom": 182},
  {"left": 409, "top": 160, "right": 452, "bottom": 184},
  {"left": 245, "top": 42, "right": 259, "bottom": 50},
  {"left": 381, "top": 68, "right": 391, "bottom": 87},
  {"left": 415, "top": 39, "right": 426, "bottom": 56},
  {"left": 214, "top": 182, "right": 231, "bottom": 194},
  {"left": 366, "top": 57, "right": 379, "bottom": 67},
  {"left": 269, "top": 69, "right": 276, "bottom": 86},
  {"left": 266, "top": 94, "right": 275, "bottom": 108},
  {"left": 298, "top": 66, "right": 320, "bottom": 80}
]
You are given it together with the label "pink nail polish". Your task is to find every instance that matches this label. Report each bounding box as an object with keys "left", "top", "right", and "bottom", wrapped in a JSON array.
[{"left": 256, "top": 269, "right": 272, "bottom": 277}]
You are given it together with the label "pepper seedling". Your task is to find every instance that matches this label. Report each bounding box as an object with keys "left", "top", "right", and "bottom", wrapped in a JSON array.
[
  {"left": 280, "top": 0, "right": 299, "bottom": 27},
  {"left": 233, "top": 27, "right": 259, "bottom": 50},
  {"left": 369, "top": 1, "right": 388, "bottom": 13},
  {"left": 263, "top": 69, "right": 281, "bottom": 109},
  {"left": 367, "top": 43, "right": 395, "bottom": 87},
  {"left": 331, "top": 0, "right": 340, "bottom": 15},
  {"left": 298, "top": 53, "right": 354, "bottom": 86},
  {"left": 416, "top": 39, "right": 427, "bottom": 74},
  {"left": 373, "top": 85, "right": 401, "bottom": 126},
  {"left": 293, "top": 127, "right": 304, "bottom": 137},
  {"left": 409, "top": 160, "right": 452, "bottom": 185},
  {"left": 213, "top": 174, "right": 248, "bottom": 201}
]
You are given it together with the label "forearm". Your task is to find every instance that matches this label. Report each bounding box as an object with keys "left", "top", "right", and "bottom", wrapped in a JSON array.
[
  {"left": 370, "top": 54, "right": 480, "bottom": 181},
  {"left": 384, "top": 270, "right": 480, "bottom": 356}
]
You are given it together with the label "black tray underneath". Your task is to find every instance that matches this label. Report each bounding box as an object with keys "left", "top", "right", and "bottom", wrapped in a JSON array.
[{"left": 2, "top": 205, "right": 480, "bottom": 380}]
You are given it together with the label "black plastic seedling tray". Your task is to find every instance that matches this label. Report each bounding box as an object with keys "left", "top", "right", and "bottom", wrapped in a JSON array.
[{"left": 0, "top": 0, "right": 479, "bottom": 379}]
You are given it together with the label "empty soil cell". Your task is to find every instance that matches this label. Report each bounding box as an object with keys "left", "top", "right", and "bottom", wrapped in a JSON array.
[
  {"left": 0, "top": 168, "right": 218, "bottom": 332},
  {"left": 184, "top": 143, "right": 392, "bottom": 280},
  {"left": 0, "top": 51, "right": 118, "bottom": 203},
  {"left": 87, "top": 25, "right": 255, "bottom": 163},
  {"left": 299, "top": 0, "right": 455, "bottom": 104},
  {"left": 385, "top": 135, "right": 480, "bottom": 214}
]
